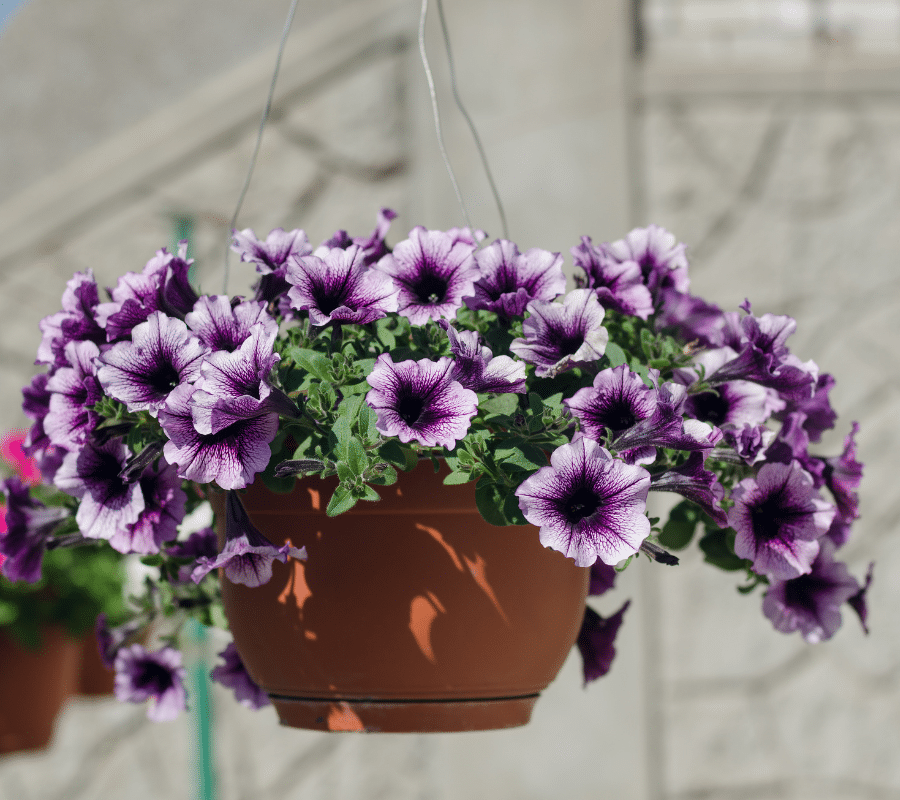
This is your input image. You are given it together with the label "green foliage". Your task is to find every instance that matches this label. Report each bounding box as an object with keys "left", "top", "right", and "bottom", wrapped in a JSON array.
[{"left": 0, "top": 544, "right": 129, "bottom": 650}]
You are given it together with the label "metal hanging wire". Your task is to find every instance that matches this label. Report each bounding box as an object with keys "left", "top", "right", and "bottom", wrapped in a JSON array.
[
  {"left": 433, "top": 0, "right": 509, "bottom": 239},
  {"left": 223, "top": 0, "right": 300, "bottom": 294}
]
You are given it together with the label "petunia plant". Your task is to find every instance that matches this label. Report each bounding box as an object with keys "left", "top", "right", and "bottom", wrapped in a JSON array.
[{"left": 5, "top": 211, "right": 872, "bottom": 719}]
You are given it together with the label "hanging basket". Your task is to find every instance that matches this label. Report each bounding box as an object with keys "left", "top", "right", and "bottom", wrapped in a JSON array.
[
  {"left": 214, "top": 461, "right": 588, "bottom": 733},
  {"left": 0, "top": 627, "right": 81, "bottom": 754}
]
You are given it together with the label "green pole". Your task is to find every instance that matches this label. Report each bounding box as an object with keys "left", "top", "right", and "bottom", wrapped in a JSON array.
[
  {"left": 188, "top": 619, "right": 216, "bottom": 800},
  {"left": 172, "top": 215, "right": 214, "bottom": 800}
]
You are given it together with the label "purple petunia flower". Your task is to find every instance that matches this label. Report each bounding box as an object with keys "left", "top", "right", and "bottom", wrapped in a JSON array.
[
  {"left": 761, "top": 541, "right": 860, "bottom": 643},
  {"left": 729, "top": 461, "right": 836, "bottom": 579},
  {"left": 718, "top": 423, "right": 776, "bottom": 465},
  {"left": 210, "top": 642, "right": 270, "bottom": 709},
  {"left": 649, "top": 452, "right": 728, "bottom": 528},
  {"left": 107, "top": 459, "right": 186, "bottom": 555},
  {"left": 781, "top": 373, "right": 838, "bottom": 443},
  {"left": 565, "top": 364, "right": 657, "bottom": 441},
  {"left": 321, "top": 207, "right": 398, "bottom": 266},
  {"left": 510, "top": 289, "right": 609, "bottom": 378},
  {"left": 191, "top": 490, "right": 306, "bottom": 587},
  {"left": 95, "top": 244, "right": 199, "bottom": 341},
  {"left": 167, "top": 527, "right": 218, "bottom": 583},
  {"left": 97, "top": 312, "right": 207, "bottom": 418},
  {"left": 190, "top": 323, "right": 297, "bottom": 436},
  {"left": 704, "top": 311, "right": 818, "bottom": 401},
  {"left": 37, "top": 271, "right": 107, "bottom": 368},
  {"left": 576, "top": 600, "right": 630, "bottom": 684},
  {"left": 608, "top": 382, "right": 722, "bottom": 458},
  {"left": 821, "top": 422, "right": 863, "bottom": 548},
  {"left": 599, "top": 225, "right": 689, "bottom": 297},
  {"left": 365, "top": 354, "right": 478, "bottom": 449},
  {"left": 232, "top": 227, "right": 313, "bottom": 305},
  {"left": 53, "top": 439, "right": 146, "bottom": 543},
  {"left": 114, "top": 644, "right": 188, "bottom": 721},
  {"left": 96, "top": 613, "right": 146, "bottom": 669},
  {"left": 233, "top": 227, "right": 311, "bottom": 274},
  {"left": 374, "top": 226, "right": 478, "bottom": 325},
  {"left": 44, "top": 340, "right": 103, "bottom": 451},
  {"left": 159, "top": 384, "right": 279, "bottom": 490},
  {"left": 439, "top": 322, "right": 526, "bottom": 394},
  {"left": 515, "top": 437, "right": 651, "bottom": 567},
  {"left": 655, "top": 290, "right": 726, "bottom": 348},
  {"left": 571, "top": 236, "right": 654, "bottom": 320},
  {"left": 185, "top": 296, "right": 277, "bottom": 353},
  {"left": 286, "top": 244, "right": 399, "bottom": 326},
  {"left": 465, "top": 239, "right": 566, "bottom": 320},
  {"left": 0, "top": 477, "right": 68, "bottom": 583}
]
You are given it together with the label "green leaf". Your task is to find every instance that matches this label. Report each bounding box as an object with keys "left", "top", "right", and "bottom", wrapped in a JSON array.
[
  {"left": 378, "top": 440, "right": 418, "bottom": 472},
  {"left": 357, "top": 484, "right": 381, "bottom": 502},
  {"left": 368, "top": 465, "right": 398, "bottom": 485},
  {"left": 475, "top": 479, "right": 510, "bottom": 526},
  {"left": 443, "top": 470, "right": 473, "bottom": 485},
  {"left": 480, "top": 393, "right": 519, "bottom": 415},
  {"left": 528, "top": 392, "right": 544, "bottom": 415},
  {"left": 698, "top": 527, "right": 747, "bottom": 572},
  {"left": 347, "top": 438, "right": 368, "bottom": 477},
  {"left": 336, "top": 462, "right": 354, "bottom": 482},
  {"left": 326, "top": 485, "right": 358, "bottom": 516},
  {"left": 288, "top": 347, "right": 331, "bottom": 381},
  {"left": 657, "top": 501, "right": 702, "bottom": 550},
  {"left": 604, "top": 341, "right": 628, "bottom": 368},
  {"left": 358, "top": 402, "right": 378, "bottom": 441},
  {"left": 341, "top": 381, "right": 370, "bottom": 395},
  {"left": 502, "top": 491, "right": 528, "bottom": 525}
]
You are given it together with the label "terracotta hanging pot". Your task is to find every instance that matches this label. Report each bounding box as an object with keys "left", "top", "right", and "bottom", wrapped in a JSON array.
[
  {"left": 0, "top": 626, "right": 81, "bottom": 754},
  {"left": 214, "top": 461, "right": 589, "bottom": 733}
]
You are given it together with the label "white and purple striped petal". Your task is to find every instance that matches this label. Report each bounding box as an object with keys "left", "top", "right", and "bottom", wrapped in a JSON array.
[
  {"left": 286, "top": 244, "right": 399, "bottom": 325},
  {"left": 515, "top": 437, "right": 651, "bottom": 567},
  {"left": 375, "top": 227, "right": 478, "bottom": 325},
  {"left": 185, "top": 296, "right": 277, "bottom": 352},
  {"left": 97, "top": 312, "right": 207, "bottom": 417},
  {"left": 159, "top": 384, "right": 278, "bottom": 490},
  {"left": 44, "top": 340, "right": 103, "bottom": 451},
  {"left": 729, "top": 461, "right": 835, "bottom": 579},
  {"left": 365, "top": 354, "right": 478, "bottom": 449},
  {"left": 54, "top": 439, "right": 146, "bottom": 543},
  {"left": 572, "top": 236, "right": 654, "bottom": 320},
  {"left": 466, "top": 240, "right": 566, "bottom": 319},
  {"left": 510, "top": 289, "right": 609, "bottom": 377}
]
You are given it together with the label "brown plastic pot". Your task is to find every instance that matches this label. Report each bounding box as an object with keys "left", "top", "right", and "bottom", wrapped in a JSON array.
[
  {"left": 76, "top": 633, "right": 115, "bottom": 697},
  {"left": 213, "top": 461, "right": 589, "bottom": 733},
  {"left": 0, "top": 626, "right": 81, "bottom": 754}
]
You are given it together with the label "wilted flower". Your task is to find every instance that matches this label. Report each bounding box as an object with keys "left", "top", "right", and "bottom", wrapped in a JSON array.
[
  {"left": 0, "top": 477, "right": 68, "bottom": 583},
  {"left": 440, "top": 323, "right": 526, "bottom": 394},
  {"left": 210, "top": 642, "right": 270, "bottom": 709},
  {"left": 576, "top": 601, "right": 630, "bottom": 684},
  {"left": 191, "top": 490, "right": 306, "bottom": 587}
]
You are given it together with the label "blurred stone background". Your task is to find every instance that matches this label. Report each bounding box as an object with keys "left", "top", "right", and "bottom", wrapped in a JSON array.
[{"left": 0, "top": 0, "right": 897, "bottom": 797}]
